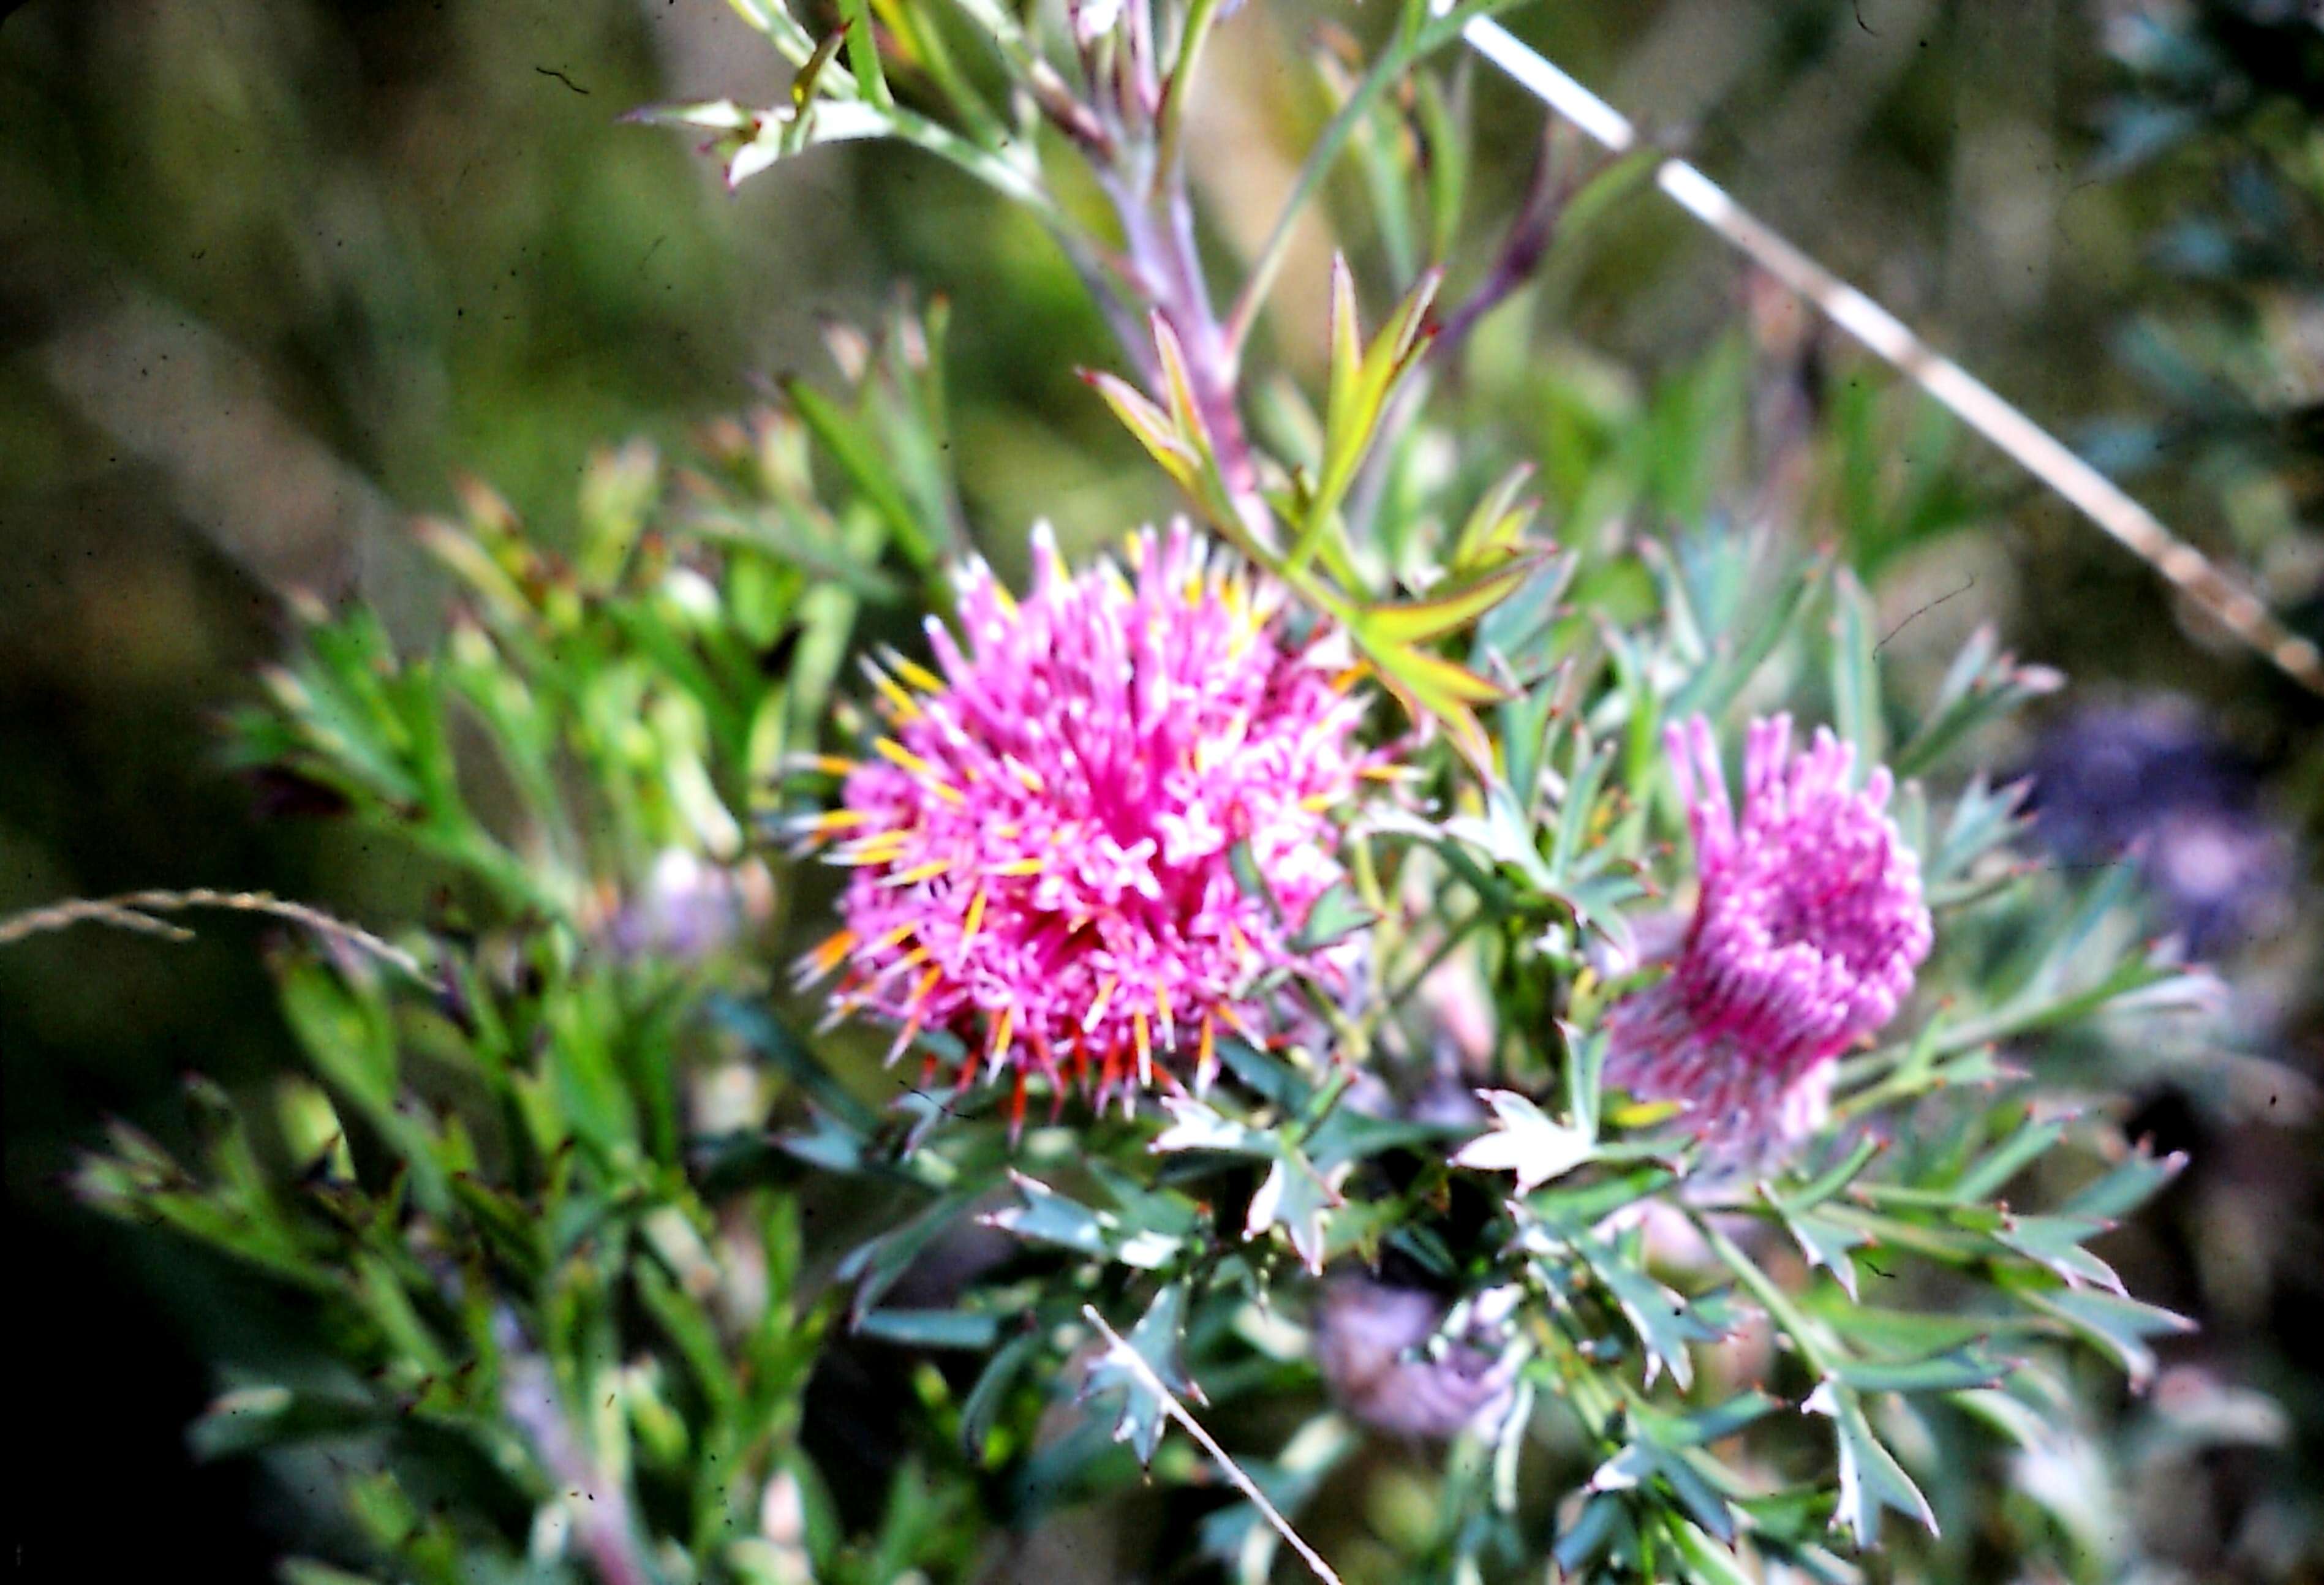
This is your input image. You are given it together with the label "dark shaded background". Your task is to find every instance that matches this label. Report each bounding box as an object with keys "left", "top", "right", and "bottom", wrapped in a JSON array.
[{"left": 5, "top": 0, "right": 2320, "bottom": 1578}]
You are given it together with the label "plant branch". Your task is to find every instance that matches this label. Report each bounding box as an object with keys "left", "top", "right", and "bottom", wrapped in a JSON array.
[
  {"left": 1222, "top": 0, "right": 1526, "bottom": 361},
  {"left": 0, "top": 888, "right": 426, "bottom": 981},
  {"left": 1082, "top": 1304, "right": 1345, "bottom": 1585},
  {"left": 1153, "top": 0, "right": 1224, "bottom": 189},
  {"left": 1696, "top": 1211, "right": 1843, "bottom": 1377},
  {"left": 1105, "top": 167, "right": 1277, "bottom": 551},
  {"left": 1460, "top": 14, "right": 2324, "bottom": 697}
]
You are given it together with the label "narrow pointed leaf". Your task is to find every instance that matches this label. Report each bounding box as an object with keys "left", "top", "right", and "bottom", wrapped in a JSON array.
[
  {"left": 1364, "top": 552, "right": 1547, "bottom": 647},
  {"left": 1290, "top": 880, "right": 1380, "bottom": 953},
  {"left": 1803, "top": 1381, "right": 1937, "bottom": 1548}
]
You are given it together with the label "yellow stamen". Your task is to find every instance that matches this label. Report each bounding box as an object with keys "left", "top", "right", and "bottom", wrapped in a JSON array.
[
  {"left": 1132, "top": 1010, "right": 1152, "bottom": 1088},
  {"left": 1609, "top": 1097, "right": 1686, "bottom": 1129},
  {"left": 837, "top": 830, "right": 912, "bottom": 859},
  {"left": 1084, "top": 974, "right": 1117, "bottom": 1034},
  {"left": 891, "top": 655, "right": 943, "bottom": 693},
  {"left": 896, "top": 944, "right": 931, "bottom": 968},
  {"left": 873, "top": 736, "right": 937, "bottom": 778},
  {"left": 989, "top": 857, "right": 1045, "bottom": 877},
  {"left": 809, "top": 808, "right": 874, "bottom": 832},
  {"left": 960, "top": 884, "right": 988, "bottom": 949},
  {"left": 869, "top": 944, "right": 933, "bottom": 985},
  {"left": 873, "top": 737, "right": 964, "bottom": 804},
  {"left": 987, "top": 1007, "right": 1015, "bottom": 1074},
  {"left": 1006, "top": 758, "right": 1044, "bottom": 794},
  {"left": 987, "top": 577, "right": 1018, "bottom": 617},
  {"left": 1299, "top": 792, "right": 1338, "bottom": 813},
  {"left": 866, "top": 666, "right": 921, "bottom": 722},
  {"left": 885, "top": 859, "right": 951, "bottom": 887}
]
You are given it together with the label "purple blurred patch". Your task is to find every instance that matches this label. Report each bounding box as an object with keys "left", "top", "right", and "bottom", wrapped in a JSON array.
[
  {"left": 1313, "top": 1274, "right": 1516, "bottom": 1442},
  {"left": 2020, "top": 698, "right": 2296, "bottom": 957}
]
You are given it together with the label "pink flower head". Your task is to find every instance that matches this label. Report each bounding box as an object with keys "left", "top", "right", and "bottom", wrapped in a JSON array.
[
  {"left": 802, "top": 522, "right": 1371, "bottom": 1121},
  {"left": 1603, "top": 714, "right": 1933, "bottom": 1167}
]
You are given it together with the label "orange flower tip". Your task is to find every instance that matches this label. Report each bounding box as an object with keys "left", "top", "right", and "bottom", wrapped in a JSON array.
[
  {"left": 832, "top": 833, "right": 911, "bottom": 867},
  {"left": 1083, "top": 975, "right": 1118, "bottom": 1035},
  {"left": 805, "top": 928, "right": 856, "bottom": 974},
  {"left": 778, "top": 752, "right": 858, "bottom": 780},
  {"left": 1006, "top": 1070, "right": 1030, "bottom": 1143}
]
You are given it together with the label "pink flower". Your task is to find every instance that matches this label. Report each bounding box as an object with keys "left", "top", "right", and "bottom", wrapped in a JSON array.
[
  {"left": 801, "top": 522, "right": 1371, "bottom": 1121},
  {"left": 1602, "top": 715, "right": 1933, "bottom": 1167}
]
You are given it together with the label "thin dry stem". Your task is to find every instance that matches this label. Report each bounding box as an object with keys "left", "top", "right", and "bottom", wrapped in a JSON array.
[
  {"left": 1462, "top": 15, "right": 2324, "bottom": 698},
  {"left": 0, "top": 888, "right": 426, "bottom": 981},
  {"left": 1080, "top": 1303, "right": 1345, "bottom": 1585}
]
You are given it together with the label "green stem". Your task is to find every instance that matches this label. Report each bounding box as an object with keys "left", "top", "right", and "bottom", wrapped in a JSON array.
[
  {"left": 838, "top": 0, "right": 895, "bottom": 110},
  {"left": 1696, "top": 1214, "right": 1844, "bottom": 1377},
  {"left": 1221, "top": 0, "right": 1525, "bottom": 359},
  {"left": 1153, "top": 0, "right": 1223, "bottom": 191},
  {"left": 889, "top": 0, "right": 1009, "bottom": 145}
]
